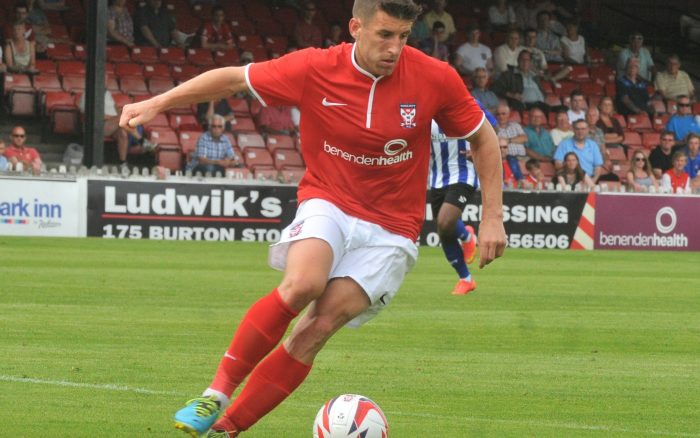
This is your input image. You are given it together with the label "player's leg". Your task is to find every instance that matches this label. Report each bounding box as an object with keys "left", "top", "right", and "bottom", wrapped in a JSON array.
[{"left": 211, "top": 277, "right": 370, "bottom": 435}]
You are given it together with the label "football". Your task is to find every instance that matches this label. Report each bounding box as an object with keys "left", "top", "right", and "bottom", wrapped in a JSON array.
[{"left": 313, "top": 394, "right": 389, "bottom": 438}]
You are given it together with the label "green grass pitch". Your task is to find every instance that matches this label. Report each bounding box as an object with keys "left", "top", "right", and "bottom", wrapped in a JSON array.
[{"left": 1, "top": 237, "right": 699, "bottom": 437}]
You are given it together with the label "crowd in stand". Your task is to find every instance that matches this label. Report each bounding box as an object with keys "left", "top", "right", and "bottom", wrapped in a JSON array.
[{"left": 1, "top": 0, "right": 699, "bottom": 193}]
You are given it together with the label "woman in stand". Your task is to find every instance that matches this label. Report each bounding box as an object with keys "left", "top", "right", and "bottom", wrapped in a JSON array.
[
  {"left": 555, "top": 151, "right": 594, "bottom": 190},
  {"left": 626, "top": 150, "right": 659, "bottom": 192},
  {"left": 4, "top": 20, "right": 37, "bottom": 74}
]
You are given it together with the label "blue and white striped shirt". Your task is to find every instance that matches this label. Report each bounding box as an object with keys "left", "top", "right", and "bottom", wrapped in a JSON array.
[{"left": 429, "top": 120, "right": 479, "bottom": 189}]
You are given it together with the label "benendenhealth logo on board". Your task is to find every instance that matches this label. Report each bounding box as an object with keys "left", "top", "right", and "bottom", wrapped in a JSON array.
[
  {"left": 598, "top": 206, "right": 688, "bottom": 248},
  {"left": 0, "top": 197, "right": 63, "bottom": 228}
]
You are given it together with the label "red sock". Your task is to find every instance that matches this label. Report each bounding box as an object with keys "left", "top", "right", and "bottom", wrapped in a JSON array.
[
  {"left": 209, "top": 289, "right": 298, "bottom": 397},
  {"left": 220, "top": 345, "right": 312, "bottom": 431}
]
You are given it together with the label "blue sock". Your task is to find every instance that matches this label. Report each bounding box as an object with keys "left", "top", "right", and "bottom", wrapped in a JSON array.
[
  {"left": 455, "top": 219, "right": 470, "bottom": 242},
  {"left": 442, "top": 240, "right": 471, "bottom": 280}
]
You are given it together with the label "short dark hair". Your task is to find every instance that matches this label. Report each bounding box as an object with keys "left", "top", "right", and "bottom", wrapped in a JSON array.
[
  {"left": 353, "top": 0, "right": 422, "bottom": 22},
  {"left": 432, "top": 20, "right": 445, "bottom": 31},
  {"left": 212, "top": 5, "right": 224, "bottom": 15},
  {"left": 536, "top": 10, "right": 550, "bottom": 20},
  {"left": 525, "top": 158, "right": 540, "bottom": 171},
  {"left": 570, "top": 90, "right": 584, "bottom": 100}
]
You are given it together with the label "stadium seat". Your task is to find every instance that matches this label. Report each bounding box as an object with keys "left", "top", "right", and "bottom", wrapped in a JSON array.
[
  {"left": 156, "top": 145, "right": 183, "bottom": 171},
  {"left": 148, "top": 127, "right": 180, "bottom": 146},
  {"left": 105, "top": 74, "right": 120, "bottom": 92},
  {"left": 279, "top": 168, "right": 306, "bottom": 184},
  {"left": 230, "top": 117, "right": 258, "bottom": 133},
  {"left": 253, "top": 166, "right": 279, "bottom": 181},
  {"left": 33, "top": 73, "right": 63, "bottom": 94},
  {"left": 580, "top": 81, "right": 604, "bottom": 97},
  {"left": 186, "top": 48, "right": 215, "bottom": 67},
  {"left": 272, "top": 7, "right": 298, "bottom": 34},
  {"left": 264, "top": 35, "right": 289, "bottom": 55},
  {"left": 604, "top": 82, "right": 616, "bottom": 97},
  {"left": 229, "top": 18, "right": 256, "bottom": 36},
  {"left": 555, "top": 81, "right": 579, "bottom": 98},
  {"left": 587, "top": 95, "right": 601, "bottom": 110},
  {"left": 568, "top": 65, "right": 590, "bottom": 82},
  {"left": 73, "top": 44, "right": 86, "bottom": 60},
  {"left": 142, "top": 63, "right": 172, "bottom": 79},
  {"left": 642, "top": 132, "right": 661, "bottom": 149},
  {"left": 612, "top": 162, "right": 630, "bottom": 181},
  {"left": 178, "top": 130, "right": 201, "bottom": 155},
  {"left": 249, "top": 99, "right": 263, "bottom": 118},
  {"left": 626, "top": 113, "right": 653, "bottom": 132},
  {"left": 35, "top": 59, "right": 57, "bottom": 74},
  {"left": 545, "top": 93, "right": 562, "bottom": 107},
  {"left": 587, "top": 48, "right": 605, "bottom": 65},
  {"left": 237, "top": 34, "right": 265, "bottom": 51},
  {"left": 143, "top": 113, "right": 170, "bottom": 129},
  {"left": 226, "top": 97, "right": 250, "bottom": 117},
  {"left": 57, "top": 60, "right": 86, "bottom": 76},
  {"left": 111, "top": 92, "right": 133, "bottom": 111},
  {"left": 623, "top": 130, "right": 642, "bottom": 148},
  {"left": 606, "top": 146, "right": 627, "bottom": 162},
  {"left": 49, "top": 23, "right": 70, "bottom": 40},
  {"left": 613, "top": 114, "right": 627, "bottom": 129},
  {"left": 168, "top": 113, "right": 199, "bottom": 131},
  {"left": 120, "top": 76, "right": 149, "bottom": 95},
  {"left": 214, "top": 49, "right": 241, "bottom": 66},
  {"left": 243, "top": 147, "right": 274, "bottom": 169},
  {"left": 148, "top": 77, "right": 175, "bottom": 95},
  {"left": 170, "top": 64, "right": 200, "bottom": 82},
  {"left": 130, "top": 46, "right": 159, "bottom": 64},
  {"left": 106, "top": 45, "right": 131, "bottom": 63},
  {"left": 159, "top": 47, "right": 186, "bottom": 65},
  {"left": 273, "top": 149, "right": 304, "bottom": 170},
  {"left": 266, "top": 134, "right": 295, "bottom": 153},
  {"left": 649, "top": 99, "right": 666, "bottom": 115},
  {"left": 61, "top": 74, "right": 85, "bottom": 93},
  {"left": 666, "top": 100, "right": 677, "bottom": 115},
  {"left": 237, "top": 132, "right": 266, "bottom": 150},
  {"left": 225, "top": 167, "right": 252, "bottom": 179},
  {"left": 4, "top": 74, "right": 35, "bottom": 116},
  {"left": 652, "top": 114, "right": 670, "bottom": 132},
  {"left": 114, "top": 62, "right": 143, "bottom": 78},
  {"left": 44, "top": 91, "right": 79, "bottom": 135},
  {"left": 46, "top": 42, "right": 75, "bottom": 60},
  {"left": 590, "top": 65, "right": 615, "bottom": 83}
]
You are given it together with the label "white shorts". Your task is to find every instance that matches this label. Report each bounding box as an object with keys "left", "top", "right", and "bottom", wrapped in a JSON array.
[{"left": 269, "top": 198, "right": 418, "bottom": 327}]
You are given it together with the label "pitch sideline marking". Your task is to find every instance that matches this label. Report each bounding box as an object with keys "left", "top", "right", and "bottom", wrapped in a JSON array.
[{"left": 1, "top": 374, "right": 698, "bottom": 437}]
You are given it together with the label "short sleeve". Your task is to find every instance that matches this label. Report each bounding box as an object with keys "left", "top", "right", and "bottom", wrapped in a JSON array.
[
  {"left": 553, "top": 143, "right": 566, "bottom": 161},
  {"left": 433, "top": 65, "right": 485, "bottom": 138},
  {"left": 246, "top": 48, "right": 314, "bottom": 107}
]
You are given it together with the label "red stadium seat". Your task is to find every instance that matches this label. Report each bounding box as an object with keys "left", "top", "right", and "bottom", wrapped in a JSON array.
[
  {"left": 587, "top": 95, "right": 601, "bottom": 110},
  {"left": 613, "top": 114, "right": 627, "bottom": 129},
  {"left": 273, "top": 148, "right": 304, "bottom": 170},
  {"left": 604, "top": 82, "right": 616, "bottom": 97},
  {"left": 244, "top": 148, "right": 274, "bottom": 170},
  {"left": 178, "top": 130, "right": 201, "bottom": 155},
  {"left": 148, "top": 127, "right": 180, "bottom": 146},
  {"left": 230, "top": 117, "right": 257, "bottom": 133},
  {"left": 568, "top": 65, "right": 590, "bottom": 82},
  {"left": 229, "top": 18, "right": 256, "bottom": 36},
  {"left": 623, "top": 130, "right": 642, "bottom": 148},
  {"left": 33, "top": 73, "right": 63, "bottom": 94},
  {"left": 226, "top": 97, "right": 250, "bottom": 117},
  {"left": 49, "top": 23, "right": 70, "bottom": 40},
  {"left": 156, "top": 145, "right": 183, "bottom": 171},
  {"left": 61, "top": 74, "right": 85, "bottom": 93},
  {"left": 237, "top": 132, "right": 266, "bottom": 150},
  {"left": 606, "top": 146, "right": 627, "bottom": 162},
  {"left": 130, "top": 46, "right": 159, "bottom": 64},
  {"left": 159, "top": 47, "right": 186, "bottom": 65},
  {"left": 237, "top": 34, "right": 265, "bottom": 51},
  {"left": 106, "top": 45, "right": 131, "bottom": 63},
  {"left": 170, "top": 64, "right": 200, "bottom": 82},
  {"left": 214, "top": 49, "right": 241, "bottom": 66},
  {"left": 555, "top": 81, "right": 579, "bottom": 98},
  {"left": 580, "top": 81, "right": 604, "bottom": 97},
  {"left": 114, "top": 62, "right": 143, "bottom": 78},
  {"left": 264, "top": 35, "right": 289, "bottom": 55},
  {"left": 168, "top": 113, "right": 199, "bottom": 131},
  {"left": 253, "top": 167, "right": 279, "bottom": 180},
  {"left": 626, "top": 113, "right": 653, "bottom": 132},
  {"left": 4, "top": 74, "right": 35, "bottom": 116},
  {"left": 57, "top": 60, "right": 86, "bottom": 76},
  {"left": 142, "top": 63, "right": 172, "bottom": 79},
  {"left": 111, "top": 92, "right": 133, "bottom": 111},
  {"left": 652, "top": 114, "right": 670, "bottom": 132},
  {"left": 143, "top": 113, "right": 170, "bottom": 129},
  {"left": 279, "top": 168, "right": 306, "bottom": 183},
  {"left": 545, "top": 93, "right": 562, "bottom": 107},
  {"left": 539, "top": 161, "right": 555, "bottom": 179},
  {"left": 105, "top": 74, "right": 120, "bottom": 92},
  {"left": 73, "top": 44, "right": 87, "bottom": 60},
  {"left": 642, "top": 132, "right": 660, "bottom": 149},
  {"left": 44, "top": 91, "right": 79, "bottom": 134},
  {"left": 148, "top": 77, "right": 175, "bottom": 95},
  {"left": 590, "top": 65, "right": 615, "bottom": 83},
  {"left": 265, "top": 134, "right": 295, "bottom": 153},
  {"left": 120, "top": 76, "right": 149, "bottom": 95},
  {"left": 46, "top": 42, "right": 75, "bottom": 60},
  {"left": 186, "top": 48, "right": 215, "bottom": 67},
  {"left": 35, "top": 59, "right": 57, "bottom": 74},
  {"left": 587, "top": 48, "right": 605, "bottom": 65}
]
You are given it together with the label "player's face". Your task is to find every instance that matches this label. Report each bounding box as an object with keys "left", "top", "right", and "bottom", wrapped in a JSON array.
[{"left": 350, "top": 11, "right": 413, "bottom": 77}]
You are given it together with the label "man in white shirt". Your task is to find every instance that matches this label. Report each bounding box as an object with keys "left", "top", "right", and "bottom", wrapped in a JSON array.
[
  {"left": 454, "top": 25, "right": 492, "bottom": 76},
  {"left": 566, "top": 90, "right": 587, "bottom": 124},
  {"left": 493, "top": 29, "right": 524, "bottom": 75}
]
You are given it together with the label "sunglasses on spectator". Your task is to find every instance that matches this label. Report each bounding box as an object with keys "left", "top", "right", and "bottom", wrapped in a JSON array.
[
  {"left": 634, "top": 157, "right": 645, "bottom": 161},
  {"left": 12, "top": 134, "right": 25, "bottom": 137},
  {"left": 678, "top": 103, "right": 691, "bottom": 107},
  {"left": 211, "top": 125, "right": 224, "bottom": 128}
]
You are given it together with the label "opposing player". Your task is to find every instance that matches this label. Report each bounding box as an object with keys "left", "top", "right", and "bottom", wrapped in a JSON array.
[
  {"left": 429, "top": 103, "right": 498, "bottom": 295},
  {"left": 119, "top": 1, "right": 506, "bottom": 436}
]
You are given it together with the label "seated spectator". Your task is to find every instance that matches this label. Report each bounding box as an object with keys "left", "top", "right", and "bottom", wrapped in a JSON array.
[
  {"left": 523, "top": 27, "right": 571, "bottom": 84},
  {"left": 488, "top": 0, "right": 516, "bottom": 33},
  {"left": 188, "top": 115, "right": 241, "bottom": 174},
  {"left": 550, "top": 109, "right": 574, "bottom": 146},
  {"left": 560, "top": 21, "right": 586, "bottom": 65},
  {"left": 199, "top": 5, "right": 234, "bottom": 51},
  {"left": 108, "top": 0, "right": 134, "bottom": 47},
  {"left": 293, "top": 1, "right": 322, "bottom": 49},
  {"left": 567, "top": 90, "right": 587, "bottom": 123},
  {"left": 4, "top": 20, "right": 38, "bottom": 74},
  {"left": 615, "top": 58, "right": 651, "bottom": 116},
  {"left": 79, "top": 90, "right": 155, "bottom": 167},
  {"left": 494, "top": 103, "right": 528, "bottom": 157},
  {"left": 585, "top": 107, "right": 605, "bottom": 149},
  {"left": 626, "top": 150, "right": 659, "bottom": 192},
  {"left": 257, "top": 105, "right": 296, "bottom": 136},
  {"left": 616, "top": 32, "right": 655, "bottom": 82},
  {"left": 523, "top": 157, "right": 546, "bottom": 189},
  {"left": 4, "top": 4, "right": 34, "bottom": 47},
  {"left": 535, "top": 10, "right": 563, "bottom": 63},
  {"left": 655, "top": 55, "right": 695, "bottom": 102},
  {"left": 523, "top": 107, "right": 556, "bottom": 160},
  {"left": 134, "top": 0, "right": 178, "bottom": 48},
  {"left": 553, "top": 119, "right": 603, "bottom": 181},
  {"left": 493, "top": 49, "right": 548, "bottom": 113},
  {"left": 323, "top": 21, "right": 347, "bottom": 48},
  {"left": 422, "top": 0, "right": 455, "bottom": 44},
  {"left": 25, "top": 0, "right": 57, "bottom": 55},
  {"left": 555, "top": 151, "right": 594, "bottom": 190},
  {"left": 454, "top": 25, "right": 493, "bottom": 76},
  {"left": 408, "top": 15, "right": 429, "bottom": 48},
  {"left": 682, "top": 133, "right": 700, "bottom": 179},
  {"left": 196, "top": 98, "right": 236, "bottom": 131},
  {"left": 661, "top": 151, "right": 691, "bottom": 193},
  {"left": 649, "top": 131, "right": 681, "bottom": 178},
  {"left": 596, "top": 96, "right": 626, "bottom": 149},
  {"left": 469, "top": 68, "right": 499, "bottom": 112},
  {"left": 420, "top": 21, "right": 449, "bottom": 61},
  {"left": 515, "top": 0, "right": 540, "bottom": 31},
  {"left": 4, "top": 126, "right": 42, "bottom": 174},
  {"left": 0, "top": 140, "right": 9, "bottom": 172},
  {"left": 499, "top": 139, "right": 524, "bottom": 188},
  {"left": 666, "top": 95, "right": 700, "bottom": 142},
  {"left": 493, "top": 28, "right": 524, "bottom": 75}
]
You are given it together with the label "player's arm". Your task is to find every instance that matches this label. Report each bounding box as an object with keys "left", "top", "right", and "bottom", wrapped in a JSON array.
[
  {"left": 467, "top": 121, "right": 507, "bottom": 268},
  {"left": 119, "top": 67, "right": 248, "bottom": 131}
]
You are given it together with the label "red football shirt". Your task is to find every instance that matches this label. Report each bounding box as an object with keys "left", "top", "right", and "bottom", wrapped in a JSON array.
[
  {"left": 247, "top": 43, "right": 485, "bottom": 239},
  {"left": 4, "top": 145, "right": 41, "bottom": 164}
]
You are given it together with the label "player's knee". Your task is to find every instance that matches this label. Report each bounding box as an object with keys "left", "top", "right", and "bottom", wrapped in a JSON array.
[
  {"left": 278, "top": 275, "right": 326, "bottom": 309},
  {"left": 436, "top": 218, "right": 457, "bottom": 240}
]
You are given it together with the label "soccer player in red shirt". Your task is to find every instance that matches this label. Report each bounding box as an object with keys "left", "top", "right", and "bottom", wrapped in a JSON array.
[{"left": 120, "top": 1, "right": 506, "bottom": 436}]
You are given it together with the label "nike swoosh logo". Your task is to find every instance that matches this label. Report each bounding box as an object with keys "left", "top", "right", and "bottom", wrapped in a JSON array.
[
  {"left": 322, "top": 97, "right": 347, "bottom": 107},
  {"left": 224, "top": 352, "right": 237, "bottom": 361}
]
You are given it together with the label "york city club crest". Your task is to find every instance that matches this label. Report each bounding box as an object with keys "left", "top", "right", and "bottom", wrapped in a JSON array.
[{"left": 400, "top": 103, "right": 417, "bottom": 128}]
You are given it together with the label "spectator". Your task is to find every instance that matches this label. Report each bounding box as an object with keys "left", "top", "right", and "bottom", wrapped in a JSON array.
[
  {"left": 323, "top": 21, "right": 346, "bottom": 48},
  {"left": 454, "top": 25, "right": 493, "bottom": 76},
  {"left": 617, "top": 32, "right": 655, "bottom": 82},
  {"left": 0, "top": 140, "right": 9, "bottom": 172},
  {"left": 493, "top": 49, "right": 548, "bottom": 114},
  {"left": 555, "top": 151, "right": 594, "bottom": 190},
  {"left": 660, "top": 151, "right": 691, "bottom": 193},
  {"left": 649, "top": 131, "right": 681, "bottom": 178},
  {"left": 79, "top": 90, "right": 156, "bottom": 167},
  {"left": 4, "top": 125, "right": 42, "bottom": 173},
  {"left": 666, "top": 95, "right": 700, "bottom": 142},
  {"left": 626, "top": 150, "right": 659, "bottom": 192},
  {"left": 420, "top": 21, "right": 449, "bottom": 61},
  {"left": 596, "top": 96, "right": 626, "bottom": 149},
  {"left": 523, "top": 26, "right": 571, "bottom": 84},
  {"left": 4, "top": 20, "right": 37, "bottom": 74},
  {"left": 654, "top": 55, "right": 694, "bottom": 102},
  {"left": 134, "top": 0, "right": 178, "bottom": 48},
  {"left": 554, "top": 119, "right": 604, "bottom": 181},
  {"left": 515, "top": 0, "right": 541, "bottom": 31},
  {"left": 407, "top": 12, "right": 429, "bottom": 48},
  {"left": 550, "top": 109, "right": 573, "bottom": 146},
  {"left": 523, "top": 157, "right": 546, "bottom": 189},
  {"left": 0, "top": 46, "right": 6, "bottom": 73},
  {"left": 257, "top": 105, "right": 296, "bottom": 135},
  {"left": 3, "top": 3, "right": 34, "bottom": 45},
  {"left": 493, "top": 28, "right": 523, "bottom": 74},
  {"left": 560, "top": 21, "right": 586, "bottom": 65},
  {"left": 189, "top": 114, "right": 241, "bottom": 174},
  {"left": 567, "top": 90, "right": 587, "bottom": 123},
  {"left": 107, "top": 0, "right": 134, "bottom": 47},
  {"left": 293, "top": 1, "right": 322, "bottom": 49},
  {"left": 469, "top": 67, "right": 499, "bottom": 112},
  {"left": 616, "top": 58, "right": 651, "bottom": 116},
  {"left": 423, "top": 0, "right": 455, "bottom": 43},
  {"left": 199, "top": 5, "right": 234, "bottom": 51},
  {"left": 499, "top": 138, "right": 524, "bottom": 188},
  {"left": 682, "top": 133, "right": 700, "bottom": 180},
  {"left": 494, "top": 103, "right": 528, "bottom": 157},
  {"left": 25, "top": 0, "right": 54, "bottom": 55},
  {"left": 535, "top": 10, "right": 563, "bottom": 63},
  {"left": 196, "top": 98, "right": 236, "bottom": 131},
  {"left": 488, "top": 0, "right": 516, "bottom": 33},
  {"left": 523, "top": 106, "right": 555, "bottom": 160},
  {"left": 587, "top": 106, "right": 621, "bottom": 183}
]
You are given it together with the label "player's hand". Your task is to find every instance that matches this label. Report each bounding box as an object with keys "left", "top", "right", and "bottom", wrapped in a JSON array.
[
  {"left": 119, "top": 99, "right": 162, "bottom": 135},
  {"left": 477, "top": 217, "right": 506, "bottom": 269}
]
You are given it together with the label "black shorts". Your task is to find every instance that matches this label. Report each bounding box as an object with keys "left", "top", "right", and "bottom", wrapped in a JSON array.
[{"left": 429, "top": 183, "right": 475, "bottom": 218}]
